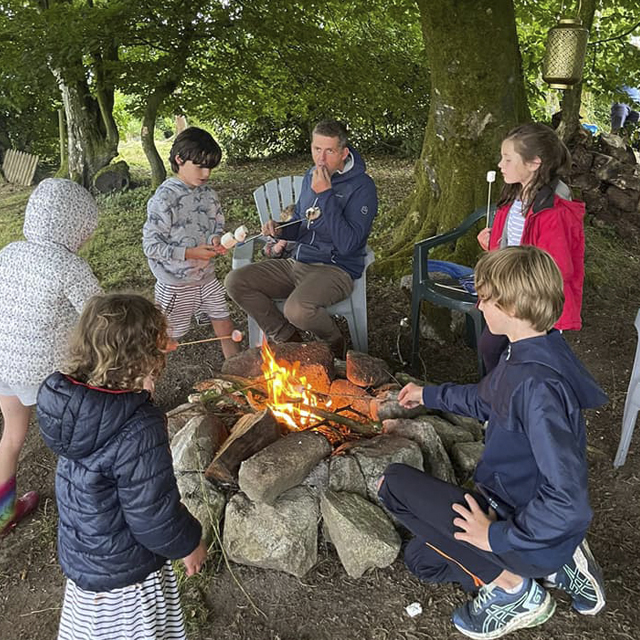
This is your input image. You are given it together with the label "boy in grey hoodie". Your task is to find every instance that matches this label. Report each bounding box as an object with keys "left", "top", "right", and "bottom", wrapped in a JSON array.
[
  {"left": 143, "top": 127, "right": 240, "bottom": 358},
  {"left": 0, "top": 178, "right": 102, "bottom": 535}
]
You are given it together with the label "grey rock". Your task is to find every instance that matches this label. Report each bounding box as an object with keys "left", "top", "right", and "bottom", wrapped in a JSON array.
[
  {"left": 430, "top": 418, "right": 475, "bottom": 453},
  {"left": 370, "top": 390, "right": 430, "bottom": 421},
  {"left": 321, "top": 491, "right": 400, "bottom": 578},
  {"left": 346, "top": 351, "right": 391, "bottom": 388},
  {"left": 606, "top": 184, "right": 640, "bottom": 213},
  {"left": 349, "top": 435, "right": 423, "bottom": 502},
  {"left": 329, "top": 454, "right": 368, "bottom": 498},
  {"left": 238, "top": 430, "right": 331, "bottom": 505},
  {"left": 223, "top": 487, "right": 319, "bottom": 577},
  {"left": 166, "top": 402, "right": 207, "bottom": 441},
  {"left": 439, "top": 411, "right": 484, "bottom": 440},
  {"left": 382, "top": 417, "right": 456, "bottom": 484},
  {"left": 300, "top": 458, "right": 330, "bottom": 497},
  {"left": 451, "top": 441, "right": 485, "bottom": 481},
  {"left": 177, "top": 473, "right": 226, "bottom": 547},
  {"left": 171, "top": 414, "right": 217, "bottom": 473}
]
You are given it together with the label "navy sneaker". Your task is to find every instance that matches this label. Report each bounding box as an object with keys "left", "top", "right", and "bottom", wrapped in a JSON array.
[
  {"left": 452, "top": 578, "right": 555, "bottom": 639},
  {"left": 543, "top": 539, "right": 606, "bottom": 615}
]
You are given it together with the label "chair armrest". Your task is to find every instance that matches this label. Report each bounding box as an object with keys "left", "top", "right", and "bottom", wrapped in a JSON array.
[{"left": 414, "top": 205, "right": 495, "bottom": 285}]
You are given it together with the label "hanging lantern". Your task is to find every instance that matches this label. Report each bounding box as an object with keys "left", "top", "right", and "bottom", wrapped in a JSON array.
[{"left": 542, "top": 17, "right": 589, "bottom": 90}]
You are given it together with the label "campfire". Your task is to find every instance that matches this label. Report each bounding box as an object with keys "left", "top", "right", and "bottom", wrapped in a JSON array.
[
  {"left": 260, "top": 340, "right": 322, "bottom": 430},
  {"left": 169, "top": 342, "right": 485, "bottom": 580}
]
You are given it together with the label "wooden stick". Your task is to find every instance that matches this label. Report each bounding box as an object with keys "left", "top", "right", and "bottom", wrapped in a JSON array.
[
  {"left": 239, "top": 218, "right": 304, "bottom": 245},
  {"left": 178, "top": 331, "right": 243, "bottom": 347},
  {"left": 296, "top": 403, "right": 381, "bottom": 436}
]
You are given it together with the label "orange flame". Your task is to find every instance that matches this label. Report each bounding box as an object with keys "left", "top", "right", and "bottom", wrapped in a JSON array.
[{"left": 261, "top": 340, "right": 320, "bottom": 430}]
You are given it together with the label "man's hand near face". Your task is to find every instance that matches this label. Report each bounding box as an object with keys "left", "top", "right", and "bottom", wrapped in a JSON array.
[{"left": 311, "top": 165, "right": 332, "bottom": 194}]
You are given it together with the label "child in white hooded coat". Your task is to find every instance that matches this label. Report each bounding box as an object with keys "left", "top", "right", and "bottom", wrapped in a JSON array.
[{"left": 0, "top": 178, "right": 102, "bottom": 535}]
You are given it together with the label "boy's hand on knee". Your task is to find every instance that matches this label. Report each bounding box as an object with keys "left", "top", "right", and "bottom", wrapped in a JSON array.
[
  {"left": 398, "top": 382, "right": 423, "bottom": 408},
  {"left": 452, "top": 494, "right": 496, "bottom": 552}
]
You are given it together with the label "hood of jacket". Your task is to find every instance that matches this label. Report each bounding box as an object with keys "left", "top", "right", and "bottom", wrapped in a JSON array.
[
  {"left": 332, "top": 146, "right": 367, "bottom": 183},
  {"left": 23, "top": 178, "right": 98, "bottom": 253},
  {"left": 37, "top": 371, "right": 151, "bottom": 460},
  {"left": 491, "top": 330, "right": 607, "bottom": 410}
]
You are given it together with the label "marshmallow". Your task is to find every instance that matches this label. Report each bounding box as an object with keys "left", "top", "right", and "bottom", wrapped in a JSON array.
[
  {"left": 234, "top": 225, "right": 248, "bottom": 242},
  {"left": 486, "top": 170, "right": 496, "bottom": 182},
  {"left": 231, "top": 329, "right": 243, "bottom": 343},
  {"left": 221, "top": 232, "right": 237, "bottom": 249}
]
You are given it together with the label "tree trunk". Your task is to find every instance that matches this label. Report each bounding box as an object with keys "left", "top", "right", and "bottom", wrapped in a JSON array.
[
  {"left": 53, "top": 71, "right": 118, "bottom": 187},
  {"left": 377, "top": 0, "right": 529, "bottom": 275},
  {"left": 557, "top": 0, "right": 597, "bottom": 144},
  {"left": 141, "top": 82, "right": 177, "bottom": 188}
]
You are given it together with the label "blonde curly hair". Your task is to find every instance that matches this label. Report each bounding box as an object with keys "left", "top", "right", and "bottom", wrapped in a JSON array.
[{"left": 64, "top": 293, "right": 168, "bottom": 391}]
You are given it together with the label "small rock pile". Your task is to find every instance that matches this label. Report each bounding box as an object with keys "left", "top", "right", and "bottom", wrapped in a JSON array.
[{"left": 167, "top": 343, "right": 485, "bottom": 579}]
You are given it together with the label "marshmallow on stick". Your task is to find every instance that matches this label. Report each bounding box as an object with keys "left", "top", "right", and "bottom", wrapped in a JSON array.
[
  {"left": 486, "top": 170, "right": 496, "bottom": 226},
  {"left": 234, "top": 225, "right": 248, "bottom": 242},
  {"left": 221, "top": 231, "right": 237, "bottom": 249}
]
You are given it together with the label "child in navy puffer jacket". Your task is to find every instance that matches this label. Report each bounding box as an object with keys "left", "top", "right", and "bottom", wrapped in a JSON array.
[{"left": 38, "top": 293, "right": 205, "bottom": 640}]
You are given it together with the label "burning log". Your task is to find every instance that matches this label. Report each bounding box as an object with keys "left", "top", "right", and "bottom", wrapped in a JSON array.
[
  {"left": 205, "top": 409, "right": 282, "bottom": 483},
  {"left": 296, "top": 404, "right": 381, "bottom": 437}
]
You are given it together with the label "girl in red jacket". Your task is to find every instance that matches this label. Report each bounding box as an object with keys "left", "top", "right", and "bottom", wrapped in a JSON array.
[{"left": 476, "top": 123, "right": 585, "bottom": 372}]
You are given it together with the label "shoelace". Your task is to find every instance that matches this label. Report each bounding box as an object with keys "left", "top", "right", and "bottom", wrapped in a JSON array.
[{"left": 473, "top": 585, "right": 497, "bottom": 612}]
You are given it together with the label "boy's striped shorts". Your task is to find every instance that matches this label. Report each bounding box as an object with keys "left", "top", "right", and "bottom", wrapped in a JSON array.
[{"left": 155, "top": 278, "right": 230, "bottom": 338}]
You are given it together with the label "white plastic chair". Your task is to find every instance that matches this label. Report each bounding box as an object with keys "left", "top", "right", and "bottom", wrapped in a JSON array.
[
  {"left": 614, "top": 308, "right": 640, "bottom": 467},
  {"left": 231, "top": 176, "right": 374, "bottom": 353}
]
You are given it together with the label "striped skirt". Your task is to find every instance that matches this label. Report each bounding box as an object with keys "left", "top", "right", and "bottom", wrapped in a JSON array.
[{"left": 58, "top": 561, "right": 187, "bottom": 640}]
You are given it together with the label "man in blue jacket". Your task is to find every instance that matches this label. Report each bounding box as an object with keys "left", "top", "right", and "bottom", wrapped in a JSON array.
[
  {"left": 378, "top": 246, "right": 607, "bottom": 639},
  {"left": 225, "top": 120, "right": 377, "bottom": 357}
]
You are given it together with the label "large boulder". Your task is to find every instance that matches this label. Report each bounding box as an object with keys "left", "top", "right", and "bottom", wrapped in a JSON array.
[
  {"left": 171, "top": 414, "right": 222, "bottom": 473},
  {"left": 223, "top": 487, "right": 319, "bottom": 577},
  {"left": 177, "top": 473, "right": 226, "bottom": 547},
  {"left": 321, "top": 490, "right": 400, "bottom": 578},
  {"left": 238, "top": 430, "right": 331, "bottom": 505},
  {"left": 346, "top": 351, "right": 391, "bottom": 388},
  {"left": 382, "top": 417, "right": 456, "bottom": 484},
  {"left": 346, "top": 435, "right": 424, "bottom": 503}
]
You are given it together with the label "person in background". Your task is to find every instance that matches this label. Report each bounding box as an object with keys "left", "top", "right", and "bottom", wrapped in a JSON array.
[
  {"left": 0, "top": 178, "right": 102, "bottom": 535},
  {"left": 476, "top": 123, "right": 584, "bottom": 372},
  {"left": 225, "top": 119, "right": 377, "bottom": 358},
  {"left": 611, "top": 86, "right": 640, "bottom": 134},
  {"left": 143, "top": 127, "right": 240, "bottom": 358}
]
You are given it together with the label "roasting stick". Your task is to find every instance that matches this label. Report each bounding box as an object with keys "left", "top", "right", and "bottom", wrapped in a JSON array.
[
  {"left": 486, "top": 170, "right": 496, "bottom": 226},
  {"left": 239, "top": 218, "right": 305, "bottom": 246},
  {"left": 178, "top": 330, "right": 244, "bottom": 347}
]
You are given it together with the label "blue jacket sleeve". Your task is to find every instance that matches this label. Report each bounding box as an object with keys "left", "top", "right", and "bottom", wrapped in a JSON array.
[
  {"left": 422, "top": 382, "right": 491, "bottom": 422},
  {"left": 488, "top": 379, "right": 592, "bottom": 554},
  {"left": 313, "top": 177, "right": 378, "bottom": 254},
  {"left": 114, "top": 413, "right": 202, "bottom": 559}
]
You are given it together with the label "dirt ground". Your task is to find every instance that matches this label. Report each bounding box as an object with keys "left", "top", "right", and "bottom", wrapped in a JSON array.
[{"left": 2, "top": 175, "right": 640, "bottom": 640}]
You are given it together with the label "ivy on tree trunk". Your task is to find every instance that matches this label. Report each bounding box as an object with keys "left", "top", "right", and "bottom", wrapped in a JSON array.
[{"left": 377, "top": 0, "right": 530, "bottom": 276}]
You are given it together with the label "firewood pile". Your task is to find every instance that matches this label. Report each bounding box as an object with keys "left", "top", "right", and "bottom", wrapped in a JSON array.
[{"left": 168, "top": 342, "right": 485, "bottom": 578}]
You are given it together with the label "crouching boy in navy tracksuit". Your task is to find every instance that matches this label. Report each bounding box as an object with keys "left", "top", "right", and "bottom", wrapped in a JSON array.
[{"left": 378, "top": 245, "right": 607, "bottom": 639}]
